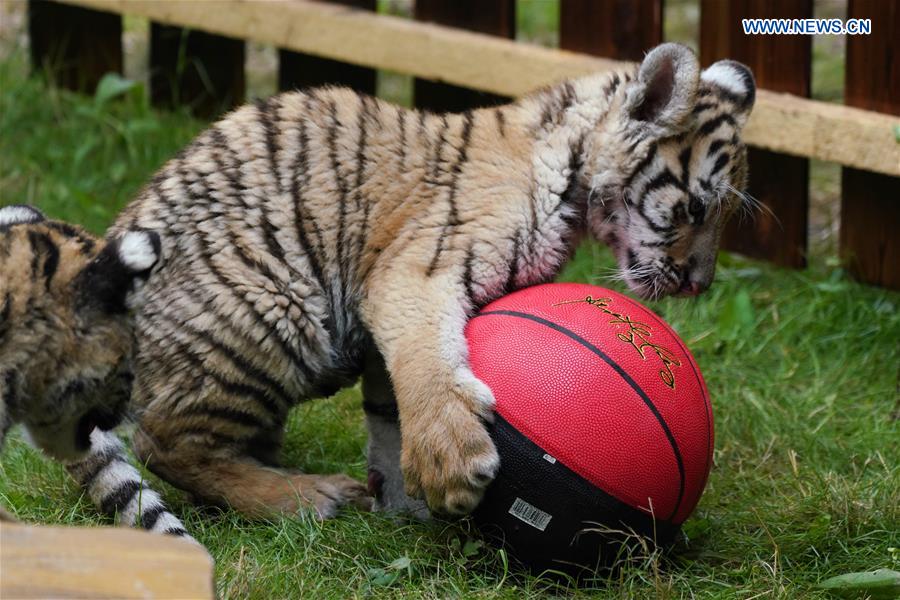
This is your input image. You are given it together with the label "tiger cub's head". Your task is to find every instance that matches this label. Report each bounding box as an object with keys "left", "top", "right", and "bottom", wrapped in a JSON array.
[
  {"left": 0, "top": 205, "right": 160, "bottom": 460},
  {"left": 585, "top": 43, "right": 755, "bottom": 300}
]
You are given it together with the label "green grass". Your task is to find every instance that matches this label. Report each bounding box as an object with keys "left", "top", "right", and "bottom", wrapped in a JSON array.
[
  {"left": 1, "top": 54, "right": 899, "bottom": 599},
  {"left": 0, "top": 56, "right": 204, "bottom": 234}
]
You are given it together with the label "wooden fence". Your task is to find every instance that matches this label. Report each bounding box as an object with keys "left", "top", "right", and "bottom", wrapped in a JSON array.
[{"left": 27, "top": 0, "right": 900, "bottom": 290}]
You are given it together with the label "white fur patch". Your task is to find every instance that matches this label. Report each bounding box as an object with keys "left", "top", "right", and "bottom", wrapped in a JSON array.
[
  {"left": 149, "top": 511, "right": 189, "bottom": 537},
  {"left": 89, "top": 459, "right": 138, "bottom": 506},
  {"left": 457, "top": 369, "right": 496, "bottom": 412},
  {"left": 19, "top": 425, "right": 35, "bottom": 449},
  {"left": 702, "top": 63, "right": 747, "bottom": 97},
  {"left": 88, "top": 427, "right": 121, "bottom": 453},
  {"left": 0, "top": 205, "right": 43, "bottom": 227},
  {"left": 118, "top": 231, "right": 157, "bottom": 272}
]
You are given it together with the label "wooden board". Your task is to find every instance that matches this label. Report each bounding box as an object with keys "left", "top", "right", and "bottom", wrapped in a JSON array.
[
  {"left": 28, "top": 0, "right": 122, "bottom": 92},
  {"left": 278, "top": 0, "right": 376, "bottom": 94},
  {"left": 560, "top": 0, "right": 662, "bottom": 61},
  {"left": 413, "top": 0, "right": 515, "bottom": 113},
  {"left": 51, "top": 0, "right": 900, "bottom": 177},
  {"left": 701, "top": 0, "right": 813, "bottom": 268},
  {"left": 0, "top": 522, "right": 214, "bottom": 599},
  {"left": 841, "top": 0, "right": 900, "bottom": 290}
]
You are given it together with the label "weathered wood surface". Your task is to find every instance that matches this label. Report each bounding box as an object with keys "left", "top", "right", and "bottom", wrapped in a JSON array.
[
  {"left": 413, "top": 0, "right": 515, "bottom": 112},
  {"left": 0, "top": 522, "right": 214, "bottom": 599},
  {"left": 840, "top": 0, "right": 900, "bottom": 290},
  {"left": 278, "top": 0, "right": 376, "bottom": 94},
  {"left": 701, "top": 0, "right": 813, "bottom": 268},
  {"left": 560, "top": 0, "right": 663, "bottom": 61},
  {"left": 53, "top": 0, "right": 900, "bottom": 177}
]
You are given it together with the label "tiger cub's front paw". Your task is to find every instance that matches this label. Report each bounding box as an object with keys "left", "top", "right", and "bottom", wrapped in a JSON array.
[{"left": 401, "top": 375, "right": 500, "bottom": 515}]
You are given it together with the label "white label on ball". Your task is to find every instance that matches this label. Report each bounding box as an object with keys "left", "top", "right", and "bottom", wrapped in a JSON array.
[
  {"left": 542, "top": 453, "right": 557, "bottom": 464},
  {"left": 509, "top": 497, "right": 552, "bottom": 531}
]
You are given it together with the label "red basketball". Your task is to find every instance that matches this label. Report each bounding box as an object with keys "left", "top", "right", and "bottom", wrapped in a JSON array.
[{"left": 466, "top": 282, "right": 713, "bottom": 573}]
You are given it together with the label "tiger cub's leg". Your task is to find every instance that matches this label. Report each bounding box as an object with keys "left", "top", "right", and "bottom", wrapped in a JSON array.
[
  {"left": 132, "top": 427, "right": 371, "bottom": 520},
  {"left": 66, "top": 430, "right": 195, "bottom": 541},
  {"left": 362, "top": 269, "right": 500, "bottom": 515},
  {"left": 130, "top": 336, "right": 371, "bottom": 520},
  {"left": 362, "top": 345, "right": 430, "bottom": 520}
]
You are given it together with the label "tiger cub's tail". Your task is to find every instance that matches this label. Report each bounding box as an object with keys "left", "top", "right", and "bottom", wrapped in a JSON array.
[{"left": 66, "top": 430, "right": 197, "bottom": 544}]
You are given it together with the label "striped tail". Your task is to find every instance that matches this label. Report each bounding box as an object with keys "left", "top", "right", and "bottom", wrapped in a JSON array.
[{"left": 66, "top": 429, "right": 197, "bottom": 543}]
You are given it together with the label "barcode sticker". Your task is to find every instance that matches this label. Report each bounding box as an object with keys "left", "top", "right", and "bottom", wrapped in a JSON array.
[{"left": 508, "top": 497, "right": 552, "bottom": 531}]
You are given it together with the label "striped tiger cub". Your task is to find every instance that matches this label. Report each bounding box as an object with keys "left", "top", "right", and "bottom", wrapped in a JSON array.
[
  {"left": 109, "top": 43, "right": 755, "bottom": 518},
  {"left": 0, "top": 205, "right": 193, "bottom": 540}
]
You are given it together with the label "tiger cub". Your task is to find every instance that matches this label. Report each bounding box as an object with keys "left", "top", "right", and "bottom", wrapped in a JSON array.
[
  {"left": 0, "top": 205, "right": 192, "bottom": 539},
  {"left": 109, "top": 43, "right": 755, "bottom": 518}
]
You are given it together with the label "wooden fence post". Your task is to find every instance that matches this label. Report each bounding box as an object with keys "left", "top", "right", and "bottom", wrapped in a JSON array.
[
  {"left": 701, "top": 0, "right": 813, "bottom": 269},
  {"left": 149, "top": 24, "right": 245, "bottom": 118},
  {"left": 560, "top": 0, "right": 662, "bottom": 61},
  {"left": 840, "top": 0, "right": 899, "bottom": 290},
  {"left": 413, "top": 0, "right": 515, "bottom": 113},
  {"left": 28, "top": 0, "right": 122, "bottom": 92},
  {"left": 278, "top": 0, "right": 376, "bottom": 94}
]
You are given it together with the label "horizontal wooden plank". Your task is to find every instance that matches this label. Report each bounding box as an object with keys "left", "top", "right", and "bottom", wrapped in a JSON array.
[
  {"left": 0, "top": 522, "right": 214, "bottom": 599},
  {"left": 57, "top": 0, "right": 618, "bottom": 98},
  {"left": 746, "top": 90, "right": 898, "bottom": 178},
  {"left": 57, "top": 0, "right": 900, "bottom": 177}
]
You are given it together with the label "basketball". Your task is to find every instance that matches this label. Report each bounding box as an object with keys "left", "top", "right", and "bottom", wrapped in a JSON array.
[{"left": 465, "top": 282, "right": 713, "bottom": 574}]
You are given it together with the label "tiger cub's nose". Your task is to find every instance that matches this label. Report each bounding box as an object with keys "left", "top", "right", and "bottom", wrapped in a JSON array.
[{"left": 679, "top": 280, "right": 703, "bottom": 296}]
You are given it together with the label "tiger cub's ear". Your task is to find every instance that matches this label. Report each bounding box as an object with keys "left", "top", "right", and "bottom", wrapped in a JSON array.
[
  {"left": 75, "top": 230, "right": 161, "bottom": 314},
  {"left": 700, "top": 60, "right": 756, "bottom": 126},
  {"left": 625, "top": 43, "right": 700, "bottom": 138},
  {"left": 0, "top": 205, "right": 45, "bottom": 229}
]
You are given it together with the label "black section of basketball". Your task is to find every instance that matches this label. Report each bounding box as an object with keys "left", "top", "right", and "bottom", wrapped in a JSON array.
[{"left": 473, "top": 414, "right": 680, "bottom": 576}]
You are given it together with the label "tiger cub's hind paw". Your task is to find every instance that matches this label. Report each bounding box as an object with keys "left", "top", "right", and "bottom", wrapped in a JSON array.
[{"left": 293, "top": 473, "right": 374, "bottom": 520}]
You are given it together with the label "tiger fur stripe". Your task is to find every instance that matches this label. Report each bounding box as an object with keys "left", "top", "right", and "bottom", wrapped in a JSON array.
[
  {"left": 66, "top": 430, "right": 189, "bottom": 537},
  {"left": 110, "top": 44, "right": 755, "bottom": 517},
  {"left": 0, "top": 206, "right": 195, "bottom": 542}
]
